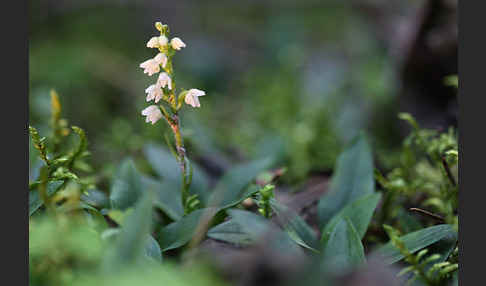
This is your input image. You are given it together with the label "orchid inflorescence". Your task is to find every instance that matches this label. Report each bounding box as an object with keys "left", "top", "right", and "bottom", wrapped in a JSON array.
[
  {"left": 140, "top": 21, "right": 206, "bottom": 125},
  {"left": 140, "top": 21, "right": 206, "bottom": 214}
]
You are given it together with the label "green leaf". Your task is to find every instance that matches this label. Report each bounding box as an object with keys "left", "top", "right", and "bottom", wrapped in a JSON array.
[
  {"left": 317, "top": 133, "right": 374, "bottom": 228},
  {"left": 158, "top": 208, "right": 218, "bottom": 251},
  {"left": 101, "top": 228, "right": 162, "bottom": 263},
  {"left": 144, "top": 144, "right": 181, "bottom": 183},
  {"left": 207, "top": 209, "right": 272, "bottom": 246},
  {"left": 207, "top": 220, "right": 254, "bottom": 246},
  {"left": 109, "top": 159, "right": 143, "bottom": 210},
  {"left": 81, "top": 189, "right": 109, "bottom": 209},
  {"left": 207, "top": 209, "right": 300, "bottom": 253},
  {"left": 269, "top": 198, "right": 319, "bottom": 251},
  {"left": 144, "top": 144, "right": 210, "bottom": 204},
  {"left": 103, "top": 191, "right": 156, "bottom": 269},
  {"left": 207, "top": 157, "right": 273, "bottom": 209},
  {"left": 321, "top": 218, "right": 365, "bottom": 271},
  {"left": 29, "top": 181, "right": 64, "bottom": 216},
  {"left": 141, "top": 175, "right": 184, "bottom": 221},
  {"left": 144, "top": 235, "right": 163, "bottom": 262},
  {"left": 321, "top": 193, "right": 381, "bottom": 240},
  {"left": 376, "top": 224, "right": 457, "bottom": 264}
]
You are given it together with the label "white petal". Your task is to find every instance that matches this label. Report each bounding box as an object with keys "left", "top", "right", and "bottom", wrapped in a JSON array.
[
  {"left": 158, "top": 35, "right": 168, "bottom": 46},
  {"left": 147, "top": 37, "right": 159, "bottom": 48},
  {"left": 141, "top": 105, "right": 162, "bottom": 124},
  {"left": 153, "top": 53, "right": 165, "bottom": 64},
  {"left": 185, "top": 94, "right": 201, "bottom": 108},
  {"left": 157, "top": 72, "right": 172, "bottom": 89},
  {"left": 170, "top": 37, "right": 186, "bottom": 50}
]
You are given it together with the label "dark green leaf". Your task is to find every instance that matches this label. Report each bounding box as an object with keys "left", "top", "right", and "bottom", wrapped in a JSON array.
[
  {"left": 103, "top": 191, "right": 155, "bottom": 269},
  {"left": 321, "top": 218, "right": 365, "bottom": 271},
  {"left": 109, "top": 159, "right": 143, "bottom": 210},
  {"left": 376, "top": 224, "right": 457, "bottom": 264},
  {"left": 207, "top": 157, "right": 273, "bottom": 209},
  {"left": 141, "top": 175, "right": 183, "bottom": 221},
  {"left": 144, "top": 235, "right": 163, "bottom": 262},
  {"left": 207, "top": 220, "right": 253, "bottom": 246},
  {"left": 102, "top": 229, "right": 162, "bottom": 263},
  {"left": 29, "top": 181, "right": 64, "bottom": 216},
  {"left": 81, "top": 189, "right": 109, "bottom": 209},
  {"left": 158, "top": 208, "right": 218, "bottom": 251},
  {"left": 144, "top": 144, "right": 210, "bottom": 204},
  {"left": 321, "top": 193, "right": 381, "bottom": 240},
  {"left": 207, "top": 209, "right": 300, "bottom": 253},
  {"left": 269, "top": 198, "right": 319, "bottom": 251},
  {"left": 318, "top": 133, "right": 374, "bottom": 228}
]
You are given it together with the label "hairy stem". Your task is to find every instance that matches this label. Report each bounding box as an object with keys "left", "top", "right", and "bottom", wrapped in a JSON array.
[{"left": 169, "top": 114, "right": 189, "bottom": 213}]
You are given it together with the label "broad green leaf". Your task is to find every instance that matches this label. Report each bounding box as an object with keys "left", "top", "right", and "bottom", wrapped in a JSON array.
[
  {"left": 109, "top": 159, "right": 143, "bottom": 210},
  {"left": 144, "top": 144, "right": 210, "bottom": 204},
  {"left": 101, "top": 228, "right": 162, "bottom": 263},
  {"left": 141, "top": 175, "right": 183, "bottom": 221},
  {"left": 269, "top": 198, "right": 319, "bottom": 251},
  {"left": 207, "top": 209, "right": 301, "bottom": 253},
  {"left": 376, "top": 224, "right": 457, "bottom": 264},
  {"left": 254, "top": 134, "right": 286, "bottom": 166},
  {"left": 144, "top": 143, "right": 181, "bottom": 182},
  {"left": 321, "top": 193, "right": 381, "bottom": 240},
  {"left": 216, "top": 184, "right": 260, "bottom": 212},
  {"left": 83, "top": 204, "right": 108, "bottom": 232},
  {"left": 81, "top": 189, "right": 109, "bottom": 209},
  {"left": 72, "top": 263, "right": 226, "bottom": 286},
  {"left": 207, "top": 157, "right": 273, "bottom": 209},
  {"left": 103, "top": 191, "right": 156, "bottom": 269},
  {"left": 321, "top": 218, "right": 365, "bottom": 271},
  {"left": 207, "top": 220, "right": 253, "bottom": 246},
  {"left": 144, "top": 235, "right": 163, "bottom": 262},
  {"left": 158, "top": 208, "right": 218, "bottom": 251},
  {"left": 29, "top": 181, "right": 64, "bottom": 216},
  {"left": 207, "top": 209, "right": 273, "bottom": 246},
  {"left": 318, "top": 133, "right": 374, "bottom": 228}
]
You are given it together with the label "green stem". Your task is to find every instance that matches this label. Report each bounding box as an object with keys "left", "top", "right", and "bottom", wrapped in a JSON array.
[{"left": 169, "top": 114, "right": 189, "bottom": 214}]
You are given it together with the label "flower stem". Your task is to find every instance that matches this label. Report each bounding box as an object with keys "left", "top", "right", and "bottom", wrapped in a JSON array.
[{"left": 169, "top": 113, "right": 189, "bottom": 214}]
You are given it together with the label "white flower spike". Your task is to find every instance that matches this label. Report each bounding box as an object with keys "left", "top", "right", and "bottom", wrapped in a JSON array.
[
  {"left": 145, "top": 84, "right": 163, "bottom": 103},
  {"left": 157, "top": 72, "right": 172, "bottom": 90},
  {"left": 185, "top": 88, "right": 206, "bottom": 108},
  {"left": 141, "top": 105, "right": 163, "bottom": 124},
  {"left": 171, "top": 37, "right": 186, "bottom": 50},
  {"left": 146, "top": 37, "right": 159, "bottom": 48}
]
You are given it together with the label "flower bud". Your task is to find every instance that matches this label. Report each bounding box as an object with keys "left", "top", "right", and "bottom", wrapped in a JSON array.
[{"left": 155, "top": 22, "right": 163, "bottom": 32}]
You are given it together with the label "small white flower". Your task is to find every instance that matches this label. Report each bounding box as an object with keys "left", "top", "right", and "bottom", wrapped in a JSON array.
[
  {"left": 184, "top": 88, "right": 206, "bottom": 108},
  {"left": 153, "top": 52, "right": 167, "bottom": 68},
  {"left": 145, "top": 84, "right": 163, "bottom": 103},
  {"left": 157, "top": 72, "right": 172, "bottom": 90},
  {"left": 139, "top": 53, "right": 167, "bottom": 76},
  {"left": 158, "top": 35, "right": 168, "bottom": 47},
  {"left": 146, "top": 36, "right": 159, "bottom": 48},
  {"left": 140, "top": 58, "right": 160, "bottom": 76},
  {"left": 141, "top": 105, "right": 163, "bottom": 124},
  {"left": 170, "top": 37, "right": 186, "bottom": 50}
]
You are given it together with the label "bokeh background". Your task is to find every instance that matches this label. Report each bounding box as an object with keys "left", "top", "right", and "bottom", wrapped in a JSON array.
[{"left": 29, "top": 0, "right": 457, "bottom": 186}]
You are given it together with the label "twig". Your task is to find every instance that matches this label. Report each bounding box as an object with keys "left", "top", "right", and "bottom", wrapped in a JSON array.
[
  {"left": 441, "top": 156, "right": 457, "bottom": 187},
  {"left": 409, "top": 207, "right": 445, "bottom": 222}
]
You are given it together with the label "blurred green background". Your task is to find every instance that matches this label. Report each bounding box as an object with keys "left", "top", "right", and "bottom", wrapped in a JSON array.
[{"left": 29, "top": 0, "right": 457, "bottom": 185}]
